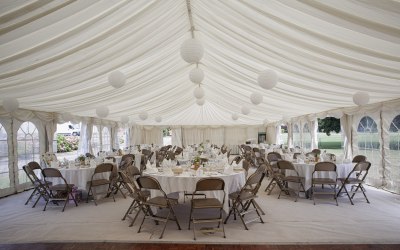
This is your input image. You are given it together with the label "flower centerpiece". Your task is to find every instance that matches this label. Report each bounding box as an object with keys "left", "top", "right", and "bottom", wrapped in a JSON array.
[
  {"left": 77, "top": 154, "right": 86, "bottom": 165},
  {"left": 40, "top": 152, "right": 57, "bottom": 167},
  {"left": 192, "top": 156, "right": 201, "bottom": 170}
]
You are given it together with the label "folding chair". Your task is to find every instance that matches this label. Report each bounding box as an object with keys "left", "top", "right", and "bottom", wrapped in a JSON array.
[
  {"left": 264, "top": 161, "right": 286, "bottom": 194},
  {"left": 86, "top": 163, "right": 116, "bottom": 205},
  {"left": 352, "top": 155, "right": 367, "bottom": 163},
  {"left": 225, "top": 170, "right": 265, "bottom": 230},
  {"left": 276, "top": 160, "right": 306, "bottom": 202},
  {"left": 23, "top": 163, "right": 51, "bottom": 207},
  {"left": 311, "top": 162, "right": 338, "bottom": 206},
  {"left": 337, "top": 161, "right": 371, "bottom": 205},
  {"left": 120, "top": 172, "right": 150, "bottom": 227},
  {"left": 136, "top": 176, "right": 181, "bottom": 239},
  {"left": 42, "top": 168, "right": 78, "bottom": 212},
  {"left": 188, "top": 178, "right": 226, "bottom": 240}
]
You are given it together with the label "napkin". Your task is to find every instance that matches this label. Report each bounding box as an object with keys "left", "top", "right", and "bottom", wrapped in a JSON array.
[
  {"left": 90, "top": 159, "right": 96, "bottom": 168},
  {"left": 231, "top": 161, "right": 238, "bottom": 167},
  {"left": 224, "top": 165, "right": 233, "bottom": 174}
]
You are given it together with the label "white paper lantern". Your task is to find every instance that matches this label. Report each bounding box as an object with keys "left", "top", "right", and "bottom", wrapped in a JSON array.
[
  {"left": 155, "top": 116, "right": 162, "bottom": 123},
  {"left": 61, "top": 112, "right": 72, "bottom": 122},
  {"left": 2, "top": 97, "right": 19, "bottom": 113},
  {"left": 121, "top": 116, "right": 129, "bottom": 123},
  {"left": 258, "top": 69, "right": 278, "bottom": 89},
  {"left": 353, "top": 91, "right": 370, "bottom": 106},
  {"left": 180, "top": 38, "right": 204, "bottom": 63},
  {"left": 241, "top": 106, "right": 250, "bottom": 115},
  {"left": 96, "top": 106, "right": 109, "bottom": 118},
  {"left": 250, "top": 92, "right": 263, "bottom": 105},
  {"left": 139, "top": 111, "right": 148, "bottom": 121},
  {"left": 108, "top": 70, "right": 126, "bottom": 88},
  {"left": 232, "top": 113, "right": 239, "bottom": 121},
  {"left": 196, "top": 97, "right": 205, "bottom": 106},
  {"left": 189, "top": 68, "right": 204, "bottom": 84},
  {"left": 193, "top": 86, "right": 205, "bottom": 99}
]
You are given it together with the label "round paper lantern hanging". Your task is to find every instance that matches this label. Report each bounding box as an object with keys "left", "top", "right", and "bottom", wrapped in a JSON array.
[
  {"left": 241, "top": 105, "right": 251, "bottom": 115},
  {"left": 155, "top": 116, "right": 162, "bottom": 123},
  {"left": 2, "top": 97, "right": 19, "bottom": 113},
  {"left": 139, "top": 111, "right": 148, "bottom": 121},
  {"left": 96, "top": 106, "right": 109, "bottom": 118},
  {"left": 108, "top": 70, "right": 126, "bottom": 88},
  {"left": 61, "top": 112, "right": 73, "bottom": 122},
  {"left": 193, "top": 86, "right": 205, "bottom": 99},
  {"left": 232, "top": 113, "right": 239, "bottom": 121},
  {"left": 189, "top": 68, "right": 204, "bottom": 84},
  {"left": 196, "top": 97, "right": 205, "bottom": 106},
  {"left": 258, "top": 69, "right": 278, "bottom": 89},
  {"left": 180, "top": 38, "right": 204, "bottom": 63},
  {"left": 250, "top": 92, "right": 263, "bottom": 105},
  {"left": 353, "top": 91, "right": 370, "bottom": 106},
  {"left": 121, "top": 116, "right": 129, "bottom": 124}
]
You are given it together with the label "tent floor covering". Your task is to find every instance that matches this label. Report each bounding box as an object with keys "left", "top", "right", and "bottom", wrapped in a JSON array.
[{"left": 1, "top": 171, "right": 400, "bottom": 249}]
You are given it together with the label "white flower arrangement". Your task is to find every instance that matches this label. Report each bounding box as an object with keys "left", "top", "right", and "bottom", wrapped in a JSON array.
[{"left": 41, "top": 152, "right": 57, "bottom": 165}]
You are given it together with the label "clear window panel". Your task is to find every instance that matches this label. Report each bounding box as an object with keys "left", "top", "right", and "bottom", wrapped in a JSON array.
[
  {"left": 0, "top": 124, "right": 9, "bottom": 189},
  {"left": 17, "top": 122, "right": 39, "bottom": 185}
]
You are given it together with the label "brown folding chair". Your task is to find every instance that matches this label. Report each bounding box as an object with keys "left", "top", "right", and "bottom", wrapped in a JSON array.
[
  {"left": 337, "top": 161, "right": 371, "bottom": 205},
  {"left": 264, "top": 161, "right": 286, "bottom": 194},
  {"left": 86, "top": 163, "right": 116, "bottom": 205},
  {"left": 352, "top": 155, "right": 367, "bottom": 163},
  {"left": 136, "top": 176, "right": 181, "bottom": 239},
  {"left": 224, "top": 170, "right": 265, "bottom": 230},
  {"left": 311, "top": 162, "right": 338, "bottom": 206},
  {"left": 42, "top": 168, "right": 78, "bottom": 212},
  {"left": 120, "top": 171, "right": 150, "bottom": 227},
  {"left": 188, "top": 178, "right": 226, "bottom": 240},
  {"left": 276, "top": 160, "right": 306, "bottom": 202},
  {"left": 23, "top": 163, "right": 51, "bottom": 208}
]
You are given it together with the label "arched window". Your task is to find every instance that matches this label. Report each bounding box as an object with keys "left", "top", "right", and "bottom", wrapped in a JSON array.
[
  {"left": 303, "top": 123, "right": 311, "bottom": 151},
  {"left": 91, "top": 125, "right": 100, "bottom": 155},
  {"left": 357, "top": 116, "right": 380, "bottom": 169},
  {"left": 17, "top": 122, "right": 39, "bottom": 184},
  {"left": 388, "top": 114, "right": 400, "bottom": 191},
  {"left": 101, "top": 127, "right": 110, "bottom": 152},
  {"left": 0, "top": 123, "right": 9, "bottom": 189},
  {"left": 293, "top": 124, "right": 301, "bottom": 148}
]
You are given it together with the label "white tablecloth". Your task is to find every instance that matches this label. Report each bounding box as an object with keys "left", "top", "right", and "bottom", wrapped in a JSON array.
[
  {"left": 48, "top": 166, "right": 110, "bottom": 191},
  {"left": 144, "top": 171, "right": 246, "bottom": 212},
  {"left": 288, "top": 162, "right": 354, "bottom": 191}
]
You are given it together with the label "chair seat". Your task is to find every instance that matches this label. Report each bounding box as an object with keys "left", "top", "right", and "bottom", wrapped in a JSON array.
[
  {"left": 312, "top": 178, "right": 336, "bottom": 185},
  {"left": 49, "top": 184, "right": 74, "bottom": 191},
  {"left": 283, "top": 176, "right": 304, "bottom": 182},
  {"left": 338, "top": 177, "right": 364, "bottom": 184},
  {"left": 146, "top": 196, "right": 169, "bottom": 207},
  {"left": 229, "top": 190, "right": 256, "bottom": 201},
  {"left": 87, "top": 179, "right": 110, "bottom": 186},
  {"left": 192, "top": 198, "right": 222, "bottom": 209}
]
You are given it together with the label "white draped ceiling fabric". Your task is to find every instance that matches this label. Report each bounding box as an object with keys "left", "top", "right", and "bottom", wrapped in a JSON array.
[{"left": 0, "top": 0, "right": 399, "bottom": 125}]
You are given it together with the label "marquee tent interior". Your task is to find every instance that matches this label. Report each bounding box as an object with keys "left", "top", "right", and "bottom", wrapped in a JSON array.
[{"left": 0, "top": 0, "right": 400, "bottom": 212}]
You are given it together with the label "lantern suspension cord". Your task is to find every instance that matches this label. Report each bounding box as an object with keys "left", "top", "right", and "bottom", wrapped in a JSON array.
[{"left": 185, "top": 0, "right": 195, "bottom": 39}]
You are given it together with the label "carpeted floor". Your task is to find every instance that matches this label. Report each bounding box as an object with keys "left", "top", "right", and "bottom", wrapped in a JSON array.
[{"left": 1, "top": 175, "right": 400, "bottom": 245}]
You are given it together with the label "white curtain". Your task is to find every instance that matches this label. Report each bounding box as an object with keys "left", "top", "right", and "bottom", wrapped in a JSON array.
[
  {"left": 340, "top": 114, "right": 353, "bottom": 160},
  {"left": 266, "top": 124, "right": 277, "bottom": 144},
  {"left": 171, "top": 126, "right": 182, "bottom": 147},
  {"left": 204, "top": 127, "right": 224, "bottom": 145}
]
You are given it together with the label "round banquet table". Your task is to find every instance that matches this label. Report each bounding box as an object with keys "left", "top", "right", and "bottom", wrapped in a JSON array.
[{"left": 143, "top": 170, "right": 246, "bottom": 213}]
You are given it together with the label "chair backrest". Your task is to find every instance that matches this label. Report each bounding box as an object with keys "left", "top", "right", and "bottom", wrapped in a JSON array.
[
  {"left": 42, "top": 167, "right": 63, "bottom": 178},
  {"left": 314, "top": 161, "right": 336, "bottom": 172},
  {"left": 293, "top": 153, "right": 301, "bottom": 159},
  {"left": 199, "top": 158, "right": 208, "bottom": 164},
  {"left": 312, "top": 149, "right": 321, "bottom": 155},
  {"left": 86, "top": 152, "right": 95, "bottom": 158},
  {"left": 267, "top": 152, "right": 282, "bottom": 163},
  {"left": 142, "top": 149, "right": 152, "bottom": 156},
  {"left": 352, "top": 155, "right": 367, "bottom": 163},
  {"left": 127, "top": 165, "right": 141, "bottom": 177},
  {"left": 354, "top": 161, "right": 371, "bottom": 172},
  {"left": 195, "top": 177, "right": 225, "bottom": 192},
  {"left": 27, "top": 161, "right": 42, "bottom": 171},
  {"left": 242, "top": 160, "right": 250, "bottom": 172},
  {"left": 137, "top": 176, "right": 163, "bottom": 191},
  {"left": 94, "top": 163, "right": 114, "bottom": 174},
  {"left": 231, "top": 155, "right": 242, "bottom": 165},
  {"left": 23, "top": 165, "right": 39, "bottom": 185},
  {"left": 277, "top": 160, "right": 295, "bottom": 171}
]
